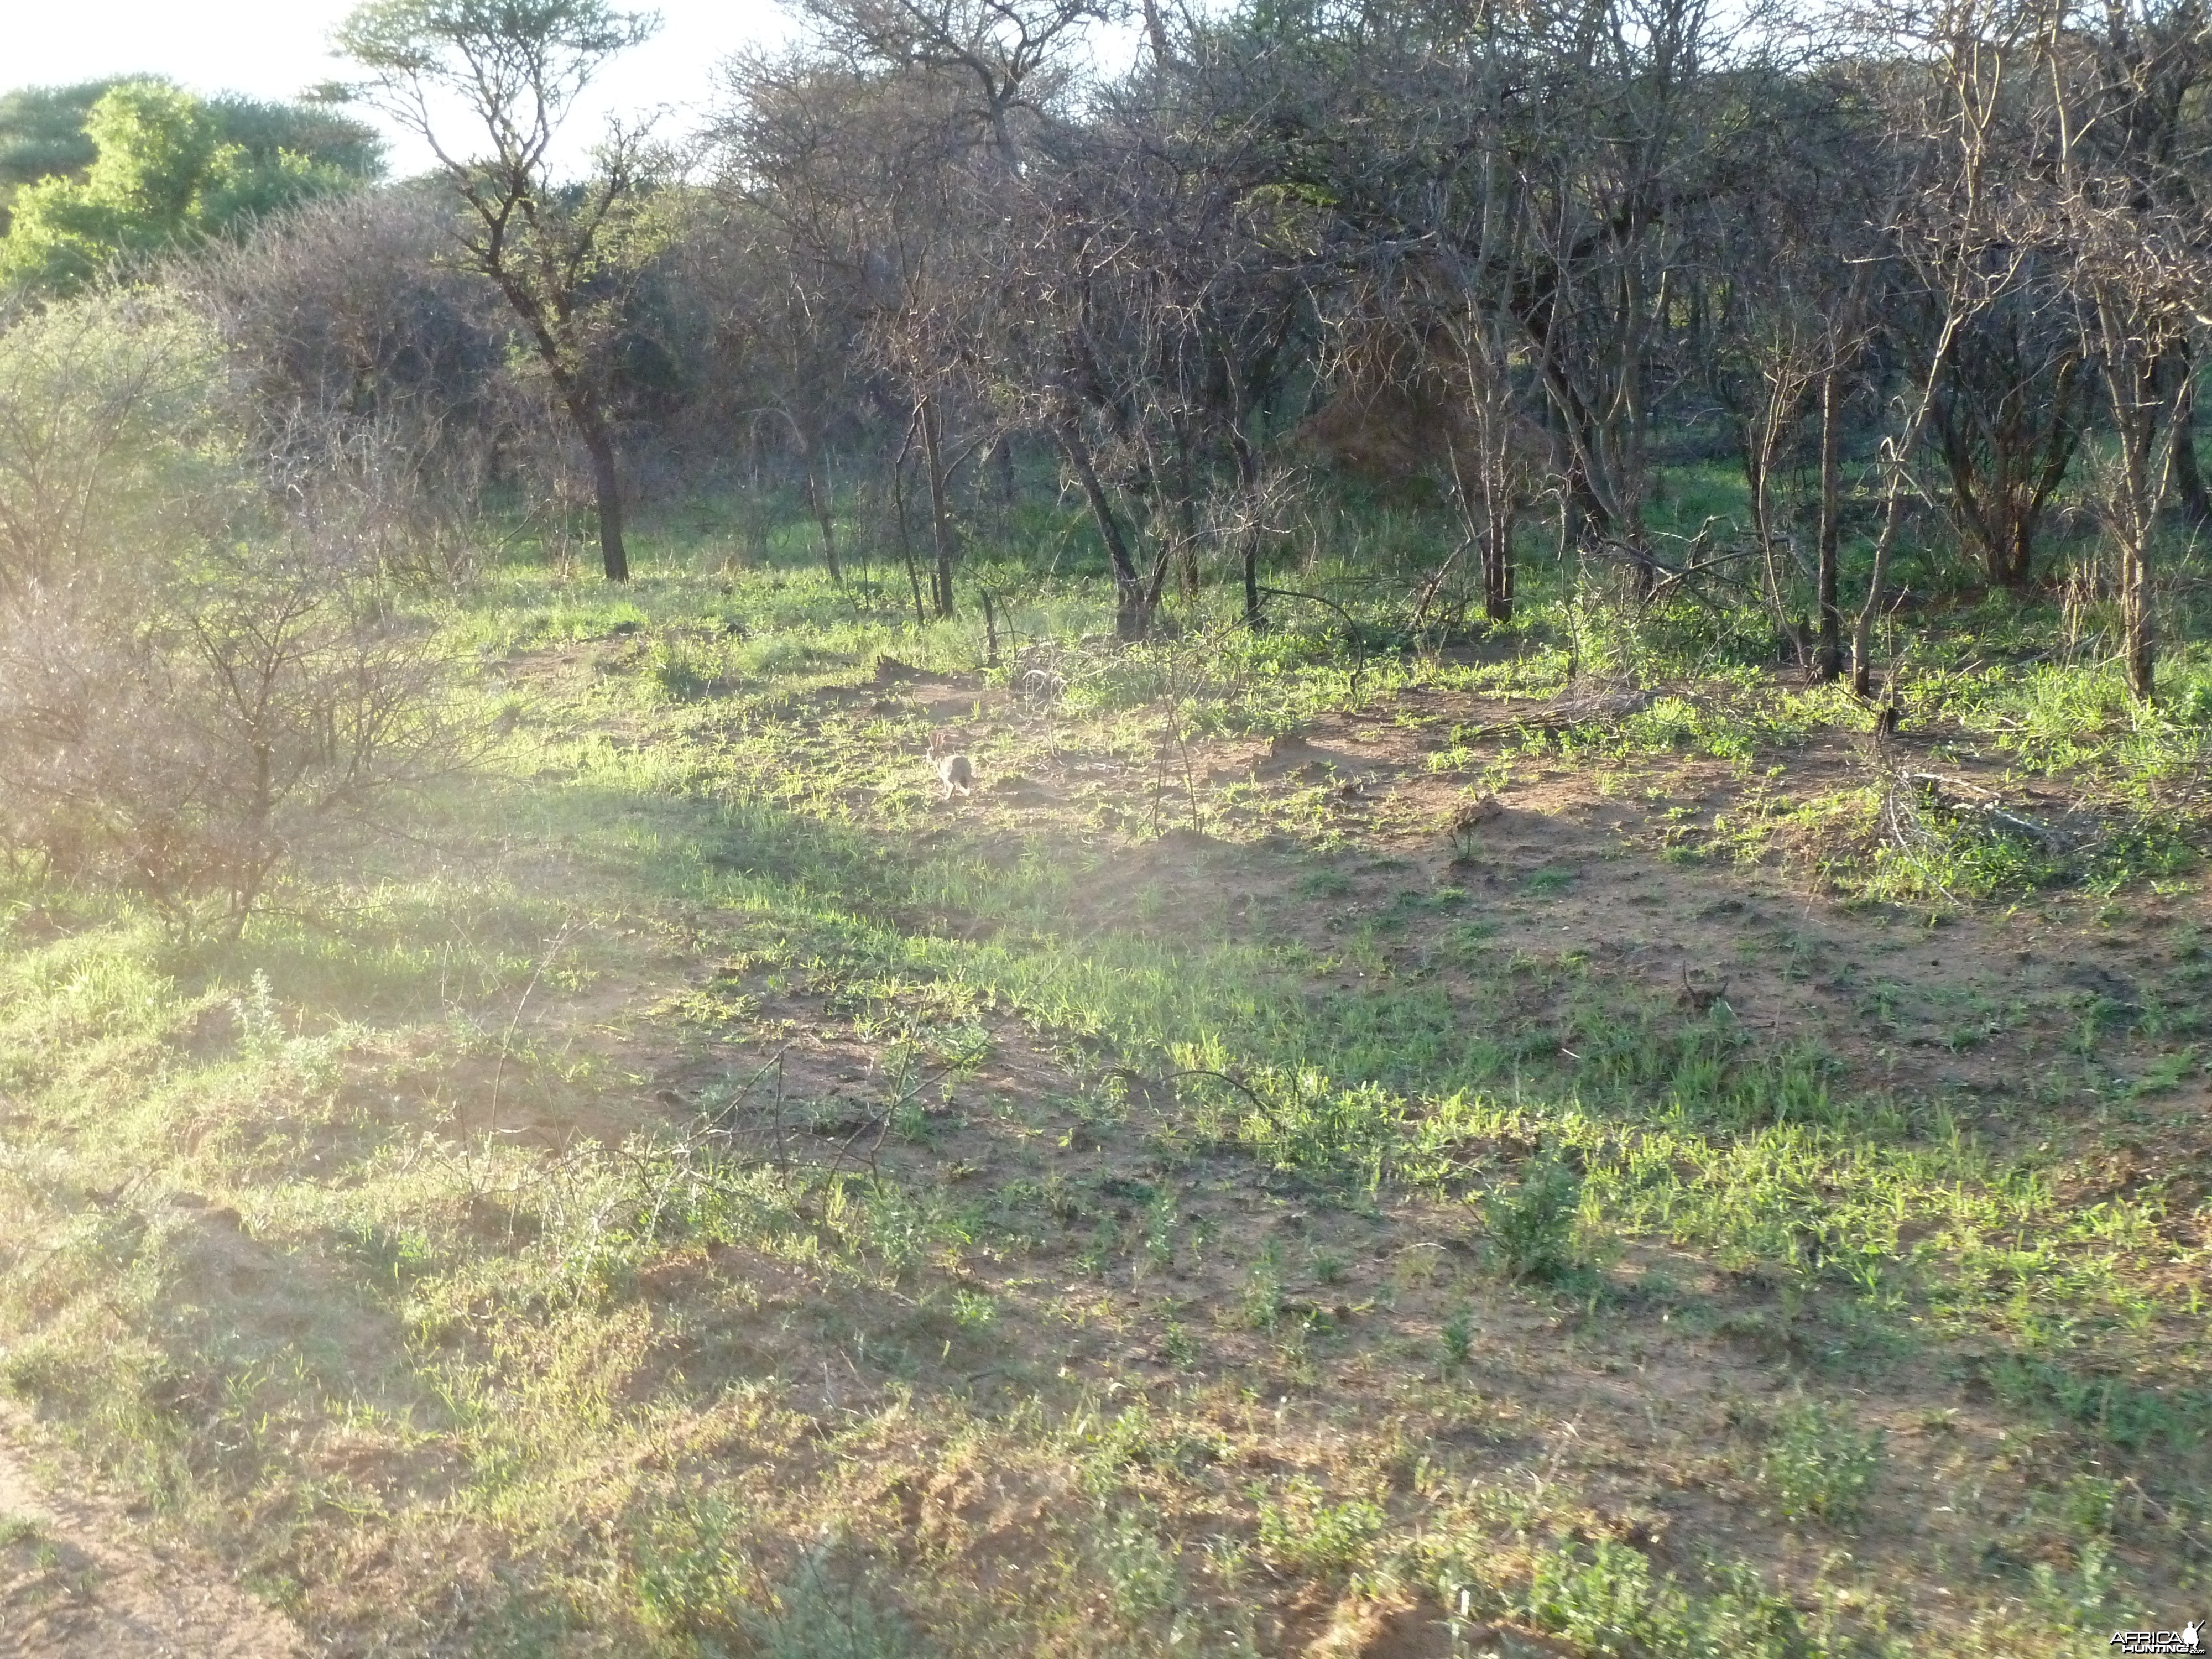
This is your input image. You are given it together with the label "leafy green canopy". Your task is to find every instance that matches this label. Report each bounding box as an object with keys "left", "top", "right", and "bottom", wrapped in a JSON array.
[
  {"left": 0, "top": 83, "right": 114, "bottom": 196},
  {"left": 0, "top": 80, "right": 384, "bottom": 293}
]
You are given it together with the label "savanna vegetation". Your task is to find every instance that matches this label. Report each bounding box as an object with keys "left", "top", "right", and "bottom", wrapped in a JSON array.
[{"left": 0, "top": 0, "right": 2209, "bottom": 1652}]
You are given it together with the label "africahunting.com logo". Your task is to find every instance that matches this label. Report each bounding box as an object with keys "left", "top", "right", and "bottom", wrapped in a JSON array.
[{"left": 2111, "top": 1621, "right": 2203, "bottom": 1654}]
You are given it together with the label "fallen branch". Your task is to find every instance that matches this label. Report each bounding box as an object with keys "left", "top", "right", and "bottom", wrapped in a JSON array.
[
  {"left": 1455, "top": 683, "right": 1655, "bottom": 740},
  {"left": 1256, "top": 587, "right": 1368, "bottom": 694},
  {"left": 1897, "top": 772, "right": 2085, "bottom": 849}
]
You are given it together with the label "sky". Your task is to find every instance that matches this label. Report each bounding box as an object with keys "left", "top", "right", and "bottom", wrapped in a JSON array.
[{"left": 6, "top": 0, "right": 790, "bottom": 176}]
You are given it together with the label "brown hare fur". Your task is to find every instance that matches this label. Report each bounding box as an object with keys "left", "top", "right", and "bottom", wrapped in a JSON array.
[{"left": 928, "top": 730, "right": 974, "bottom": 797}]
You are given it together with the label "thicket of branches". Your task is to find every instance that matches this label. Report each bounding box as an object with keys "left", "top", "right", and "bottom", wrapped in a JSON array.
[
  {"left": 0, "top": 292, "right": 463, "bottom": 934},
  {"left": 223, "top": 0, "right": 2205, "bottom": 685},
  {"left": 659, "top": 0, "right": 2210, "bottom": 685}
]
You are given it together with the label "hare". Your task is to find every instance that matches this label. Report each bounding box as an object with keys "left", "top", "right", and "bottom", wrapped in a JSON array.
[
  {"left": 928, "top": 730, "right": 975, "bottom": 797},
  {"left": 1447, "top": 792, "right": 1501, "bottom": 863}
]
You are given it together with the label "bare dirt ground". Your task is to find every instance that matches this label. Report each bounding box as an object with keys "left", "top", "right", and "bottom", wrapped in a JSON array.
[
  {"left": 0, "top": 1418, "right": 300, "bottom": 1658},
  {"left": 11, "top": 654, "right": 2200, "bottom": 1652},
  {"left": 439, "top": 665, "right": 2198, "bottom": 1649}
]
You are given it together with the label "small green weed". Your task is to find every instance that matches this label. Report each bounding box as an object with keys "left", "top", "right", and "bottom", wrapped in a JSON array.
[
  {"left": 648, "top": 635, "right": 721, "bottom": 701},
  {"left": 1986, "top": 1355, "right": 2207, "bottom": 1450},
  {"left": 745, "top": 1548, "right": 922, "bottom": 1659},
  {"left": 1095, "top": 1510, "right": 1182, "bottom": 1623},
  {"left": 1524, "top": 1540, "right": 1818, "bottom": 1659},
  {"left": 2029, "top": 1536, "right": 2119, "bottom": 1633},
  {"left": 1254, "top": 1478, "right": 1384, "bottom": 1574},
  {"left": 1441, "top": 1306, "right": 1474, "bottom": 1366},
  {"left": 633, "top": 1494, "right": 749, "bottom": 1639},
  {"left": 1241, "top": 1253, "right": 1287, "bottom": 1331},
  {"left": 1762, "top": 1399, "right": 1882, "bottom": 1526},
  {"left": 0, "top": 1512, "right": 45, "bottom": 1547},
  {"left": 1484, "top": 1155, "right": 1584, "bottom": 1282}
]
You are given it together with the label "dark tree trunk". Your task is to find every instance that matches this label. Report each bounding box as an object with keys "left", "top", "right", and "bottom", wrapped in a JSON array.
[
  {"left": 1172, "top": 421, "right": 1202, "bottom": 599},
  {"left": 797, "top": 433, "right": 841, "bottom": 583},
  {"left": 1232, "top": 429, "right": 1262, "bottom": 629},
  {"left": 1814, "top": 364, "right": 1843, "bottom": 682},
  {"left": 1483, "top": 503, "right": 1515, "bottom": 623},
  {"left": 2122, "top": 534, "right": 2155, "bottom": 700},
  {"left": 1060, "top": 422, "right": 1148, "bottom": 640},
  {"left": 892, "top": 447, "right": 927, "bottom": 627},
  {"left": 1934, "top": 359, "right": 2081, "bottom": 591},
  {"left": 920, "top": 399, "right": 958, "bottom": 618},
  {"left": 576, "top": 411, "right": 628, "bottom": 582},
  {"left": 2120, "top": 361, "right": 2161, "bottom": 703},
  {"left": 2174, "top": 344, "right": 2210, "bottom": 529},
  {"left": 497, "top": 265, "right": 627, "bottom": 582}
]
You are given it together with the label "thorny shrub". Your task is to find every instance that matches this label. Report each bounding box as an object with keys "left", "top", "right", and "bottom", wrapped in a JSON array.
[{"left": 0, "top": 291, "right": 464, "bottom": 932}]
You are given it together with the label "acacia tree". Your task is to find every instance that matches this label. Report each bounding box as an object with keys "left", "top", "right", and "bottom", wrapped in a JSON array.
[
  {"left": 791, "top": 0, "right": 1106, "bottom": 173},
  {"left": 1693, "top": 57, "right": 1890, "bottom": 675},
  {"left": 338, "top": 0, "right": 659, "bottom": 581},
  {"left": 1500, "top": 0, "right": 1728, "bottom": 591},
  {"left": 1003, "top": 75, "right": 1308, "bottom": 640},
  {"left": 677, "top": 204, "right": 864, "bottom": 583},
  {"left": 753, "top": 0, "right": 1114, "bottom": 619},
  {"left": 721, "top": 53, "right": 1000, "bottom": 617},
  {"left": 2034, "top": 0, "right": 2211, "bottom": 701},
  {"left": 1843, "top": 0, "right": 2029, "bottom": 698},
  {"left": 1124, "top": 33, "right": 1317, "bottom": 623},
  {"left": 1336, "top": 0, "right": 1547, "bottom": 627},
  {"left": 1926, "top": 257, "right": 2088, "bottom": 589}
]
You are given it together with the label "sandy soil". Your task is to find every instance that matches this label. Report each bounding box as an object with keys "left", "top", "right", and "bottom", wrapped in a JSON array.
[{"left": 0, "top": 1420, "right": 300, "bottom": 1658}]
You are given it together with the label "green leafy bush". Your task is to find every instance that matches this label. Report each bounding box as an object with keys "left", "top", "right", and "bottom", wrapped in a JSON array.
[
  {"left": 1485, "top": 1154, "right": 1584, "bottom": 1281},
  {"left": 1526, "top": 1540, "right": 1820, "bottom": 1659},
  {"left": 1, "top": 81, "right": 371, "bottom": 294},
  {"left": 1255, "top": 1478, "right": 1385, "bottom": 1574},
  {"left": 1762, "top": 1399, "right": 1882, "bottom": 1525}
]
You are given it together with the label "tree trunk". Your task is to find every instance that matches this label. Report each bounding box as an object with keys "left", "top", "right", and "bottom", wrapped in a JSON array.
[
  {"left": 498, "top": 268, "right": 627, "bottom": 582},
  {"left": 2173, "top": 345, "right": 2210, "bottom": 529},
  {"left": 576, "top": 408, "right": 628, "bottom": 582},
  {"left": 799, "top": 434, "right": 841, "bottom": 583},
  {"left": 920, "top": 398, "right": 957, "bottom": 618},
  {"left": 1851, "top": 309, "right": 1960, "bottom": 698},
  {"left": 1172, "top": 422, "right": 1202, "bottom": 599},
  {"left": 1232, "top": 430, "right": 1262, "bottom": 629},
  {"left": 1745, "top": 431, "right": 1780, "bottom": 621},
  {"left": 1849, "top": 484, "right": 1909, "bottom": 701},
  {"left": 892, "top": 448, "right": 927, "bottom": 627},
  {"left": 1141, "top": 0, "right": 1173, "bottom": 68},
  {"left": 1994, "top": 515, "right": 2029, "bottom": 589},
  {"left": 1060, "top": 422, "right": 1147, "bottom": 640},
  {"left": 2116, "top": 364, "right": 2162, "bottom": 703},
  {"left": 1937, "top": 363, "right": 2079, "bottom": 592},
  {"left": 1483, "top": 498, "right": 1515, "bottom": 622},
  {"left": 1814, "top": 366, "right": 1843, "bottom": 681},
  {"left": 1743, "top": 368, "right": 1807, "bottom": 639},
  {"left": 2121, "top": 533, "right": 2154, "bottom": 700}
]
